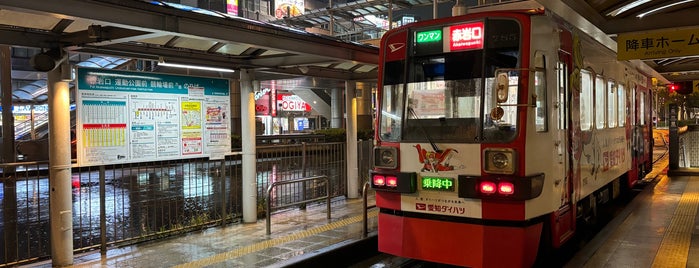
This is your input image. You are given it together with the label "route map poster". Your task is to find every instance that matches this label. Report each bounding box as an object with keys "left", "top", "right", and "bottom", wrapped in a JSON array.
[{"left": 75, "top": 67, "right": 231, "bottom": 166}]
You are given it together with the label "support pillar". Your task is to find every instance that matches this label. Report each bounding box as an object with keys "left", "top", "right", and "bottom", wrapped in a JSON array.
[
  {"left": 48, "top": 62, "right": 73, "bottom": 266},
  {"left": 331, "top": 88, "right": 342, "bottom": 128},
  {"left": 433, "top": 0, "right": 438, "bottom": 19},
  {"left": 240, "top": 69, "right": 258, "bottom": 223},
  {"left": 356, "top": 84, "right": 373, "bottom": 131},
  {"left": 1, "top": 45, "right": 13, "bottom": 163},
  {"left": 669, "top": 103, "right": 679, "bottom": 170},
  {"left": 1, "top": 44, "right": 18, "bottom": 264},
  {"left": 345, "top": 81, "right": 359, "bottom": 198},
  {"left": 388, "top": 0, "right": 393, "bottom": 30}
]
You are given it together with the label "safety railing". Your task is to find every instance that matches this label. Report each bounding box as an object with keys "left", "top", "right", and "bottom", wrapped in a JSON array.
[
  {"left": 1, "top": 138, "right": 349, "bottom": 266},
  {"left": 361, "top": 181, "right": 377, "bottom": 238},
  {"left": 266, "top": 175, "right": 330, "bottom": 235}
]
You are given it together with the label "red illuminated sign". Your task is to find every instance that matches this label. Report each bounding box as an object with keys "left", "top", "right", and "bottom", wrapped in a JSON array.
[
  {"left": 277, "top": 94, "right": 311, "bottom": 112},
  {"left": 449, "top": 22, "right": 484, "bottom": 51}
]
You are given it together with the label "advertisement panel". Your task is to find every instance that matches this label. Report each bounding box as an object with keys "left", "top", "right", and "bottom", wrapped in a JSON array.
[
  {"left": 226, "top": 0, "right": 238, "bottom": 16},
  {"left": 274, "top": 0, "right": 303, "bottom": 19},
  {"left": 75, "top": 67, "right": 231, "bottom": 166},
  {"left": 277, "top": 94, "right": 311, "bottom": 112}
]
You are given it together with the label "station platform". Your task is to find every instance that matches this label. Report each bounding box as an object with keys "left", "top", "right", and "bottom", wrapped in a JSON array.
[
  {"left": 28, "top": 195, "right": 379, "bottom": 268},
  {"left": 26, "top": 131, "right": 699, "bottom": 268}
]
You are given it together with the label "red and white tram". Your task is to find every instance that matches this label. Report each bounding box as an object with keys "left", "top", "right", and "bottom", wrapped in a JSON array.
[{"left": 370, "top": 1, "right": 654, "bottom": 267}]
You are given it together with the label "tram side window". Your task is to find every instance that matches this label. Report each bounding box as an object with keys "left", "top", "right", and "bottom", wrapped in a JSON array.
[
  {"left": 595, "top": 75, "right": 606, "bottom": 129},
  {"left": 580, "top": 70, "right": 593, "bottom": 131},
  {"left": 618, "top": 84, "right": 625, "bottom": 127},
  {"left": 631, "top": 86, "right": 636, "bottom": 124},
  {"left": 557, "top": 61, "right": 567, "bottom": 130},
  {"left": 608, "top": 81, "right": 617, "bottom": 128},
  {"left": 379, "top": 60, "right": 406, "bottom": 141},
  {"left": 535, "top": 70, "right": 546, "bottom": 132}
]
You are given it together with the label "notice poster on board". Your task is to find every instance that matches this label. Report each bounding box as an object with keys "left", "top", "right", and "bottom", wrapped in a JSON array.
[{"left": 75, "top": 67, "right": 231, "bottom": 166}]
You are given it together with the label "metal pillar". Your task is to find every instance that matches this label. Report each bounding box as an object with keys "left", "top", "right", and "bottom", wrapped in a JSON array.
[
  {"left": 388, "top": 0, "right": 393, "bottom": 30},
  {"left": 1, "top": 46, "right": 13, "bottom": 163},
  {"left": 331, "top": 88, "right": 342, "bottom": 128},
  {"left": 240, "top": 69, "right": 258, "bottom": 223},
  {"left": 433, "top": 0, "right": 438, "bottom": 19},
  {"left": 30, "top": 104, "right": 36, "bottom": 139},
  {"left": 48, "top": 62, "right": 73, "bottom": 266},
  {"left": 669, "top": 103, "right": 679, "bottom": 170},
  {"left": 329, "top": 0, "right": 334, "bottom": 36},
  {"left": 356, "top": 84, "right": 373, "bottom": 130},
  {"left": 1, "top": 44, "right": 18, "bottom": 264},
  {"left": 345, "top": 81, "right": 359, "bottom": 198}
]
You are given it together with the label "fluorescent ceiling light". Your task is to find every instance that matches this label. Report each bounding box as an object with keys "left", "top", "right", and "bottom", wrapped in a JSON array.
[
  {"left": 607, "top": 0, "right": 651, "bottom": 17},
  {"left": 159, "top": 62, "right": 235, "bottom": 73},
  {"left": 637, "top": 0, "right": 694, "bottom": 18}
]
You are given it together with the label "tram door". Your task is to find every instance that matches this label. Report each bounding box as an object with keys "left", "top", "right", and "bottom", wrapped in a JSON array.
[{"left": 551, "top": 51, "right": 575, "bottom": 247}]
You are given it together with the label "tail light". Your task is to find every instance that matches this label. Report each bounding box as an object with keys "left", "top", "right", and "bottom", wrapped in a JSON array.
[
  {"left": 386, "top": 176, "right": 398, "bottom": 187},
  {"left": 498, "top": 182, "right": 515, "bottom": 195},
  {"left": 370, "top": 171, "right": 417, "bottom": 193},
  {"left": 479, "top": 181, "right": 497, "bottom": 194},
  {"left": 373, "top": 175, "right": 386, "bottom": 186},
  {"left": 459, "top": 174, "right": 544, "bottom": 201}
]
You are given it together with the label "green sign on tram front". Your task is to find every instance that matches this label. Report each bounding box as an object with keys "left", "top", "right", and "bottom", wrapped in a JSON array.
[
  {"left": 421, "top": 176, "right": 454, "bottom": 191},
  {"left": 416, "top": 29, "right": 442, "bottom": 43}
]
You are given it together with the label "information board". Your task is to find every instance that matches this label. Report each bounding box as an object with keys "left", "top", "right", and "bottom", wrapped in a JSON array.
[{"left": 76, "top": 67, "right": 231, "bottom": 166}]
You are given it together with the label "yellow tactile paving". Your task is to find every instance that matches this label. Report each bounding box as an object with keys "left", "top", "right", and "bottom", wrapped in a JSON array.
[
  {"left": 174, "top": 210, "right": 379, "bottom": 267},
  {"left": 651, "top": 178, "right": 699, "bottom": 268}
]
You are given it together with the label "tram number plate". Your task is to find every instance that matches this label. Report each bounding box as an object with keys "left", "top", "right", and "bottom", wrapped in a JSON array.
[{"left": 421, "top": 176, "right": 454, "bottom": 191}]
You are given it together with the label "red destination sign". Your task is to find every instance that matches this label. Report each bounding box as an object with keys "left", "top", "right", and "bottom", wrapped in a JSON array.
[{"left": 449, "top": 22, "right": 484, "bottom": 51}]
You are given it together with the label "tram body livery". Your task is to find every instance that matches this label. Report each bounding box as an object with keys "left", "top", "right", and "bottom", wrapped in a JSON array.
[{"left": 370, "top": 2, "right": 653, "bottom": 267}]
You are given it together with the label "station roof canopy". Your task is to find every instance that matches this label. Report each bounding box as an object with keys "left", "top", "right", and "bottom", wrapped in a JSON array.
[
  {"left": 0, "top": 0, "right": 379, "bottom": 103},
  {"left": 535, "top": 0, "right": 699, "bottom": 83}
]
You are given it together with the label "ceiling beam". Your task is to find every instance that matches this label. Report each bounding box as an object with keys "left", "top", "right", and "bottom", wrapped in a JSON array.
[
  {"left": 653, "top": 63, "right": 699, "bottom": 73},
  {"left": 61, "top": 26, "right": 163, "bottom": 46},
  {"left": 0, "top": 27, "right": 61, "bottom": 48},
  {"left": 257, "top": 66, "right": 377, "bottom": 81},
  {"left": 602, "top": 9, "right": 699, "bottom": 34},
  {"left": 51, "top": 19, "right": 74, "bottom": 33},
  {"left": 0, "top": 0, "right": 378, "bottom": 65}
]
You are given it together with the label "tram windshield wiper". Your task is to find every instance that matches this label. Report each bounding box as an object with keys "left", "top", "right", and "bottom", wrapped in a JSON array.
[{"left": 407, "top": 107, "right": 441, "bottom": 152}]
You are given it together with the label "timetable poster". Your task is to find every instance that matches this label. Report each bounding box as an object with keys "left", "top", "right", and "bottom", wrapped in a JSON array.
[{"left": 75, "top": 67, "right": 231, "bottom": 166}]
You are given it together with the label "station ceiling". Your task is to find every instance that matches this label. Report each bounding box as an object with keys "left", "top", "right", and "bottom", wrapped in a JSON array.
[
  {"left": 1, "top": 0, "right": 699, "bottom": 103},
  {"left": 551, "top": 0, "right": 699, "bottom": 83}
]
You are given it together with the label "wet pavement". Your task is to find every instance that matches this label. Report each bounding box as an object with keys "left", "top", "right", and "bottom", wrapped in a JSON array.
[{"left": 27, "top": 195, "right": 377, "bottom": 267}]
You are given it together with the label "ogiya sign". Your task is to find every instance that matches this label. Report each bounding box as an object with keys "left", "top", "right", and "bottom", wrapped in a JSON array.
[{"left": 617, "top": 27, "right": 699, "bottom": 60}]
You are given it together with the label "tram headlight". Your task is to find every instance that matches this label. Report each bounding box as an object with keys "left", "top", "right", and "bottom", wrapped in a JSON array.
[
  {"left": 374, "top": 146, "right": 398, "bottom": 169},
  {"left": 484, "top": 148, "right": 516, "bottom": 174}
]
